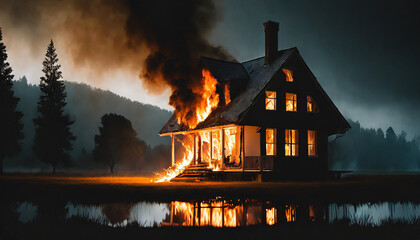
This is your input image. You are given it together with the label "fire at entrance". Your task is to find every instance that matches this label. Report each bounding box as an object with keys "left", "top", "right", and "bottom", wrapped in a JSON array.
[{"left": 155, "top": 126, "right": 241, "bottom": 182}]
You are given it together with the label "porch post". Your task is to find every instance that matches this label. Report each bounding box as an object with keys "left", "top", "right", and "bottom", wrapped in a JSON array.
[
  {"left": 221, "top": 128, "right": 225, "bottom": 171},
  {"left": 241, "top": 126, "right": 245, "bottom": 172},
  {"left": 193, "top": 134, "right": 197, "bottom": 165},
  {"left": 171, "top": 135, "right": 175, "bottom": 166}
]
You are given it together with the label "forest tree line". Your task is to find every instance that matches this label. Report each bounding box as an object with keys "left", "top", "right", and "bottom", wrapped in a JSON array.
[{"left": 0, "top": 27, "right": 171, "bottom": 175}]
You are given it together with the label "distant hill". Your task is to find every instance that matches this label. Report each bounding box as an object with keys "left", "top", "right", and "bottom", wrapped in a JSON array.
[{"left": 7, "top": 77, "right": 172, "bottom": 170}]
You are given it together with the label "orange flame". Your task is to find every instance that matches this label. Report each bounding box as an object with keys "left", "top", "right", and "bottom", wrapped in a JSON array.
[
  {"left": 178, "top": 69, "right": 219, "bottom": 129},
  {"left": 154, "top": 135, "right": 194, "bottom": 183},
  {"left": 154, "top": 69, "right": 222, "bottom": 182}
]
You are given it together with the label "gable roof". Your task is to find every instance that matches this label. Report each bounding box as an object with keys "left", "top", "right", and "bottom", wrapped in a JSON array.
[
  {"left": 159, "top": 47, "right": 350, "bottom": 135},
  {"left": 159, "top": 47, "right": 296, "bottom": 135}
]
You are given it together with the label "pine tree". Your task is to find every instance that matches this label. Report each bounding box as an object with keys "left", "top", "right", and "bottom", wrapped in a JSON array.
[
  {"left": 0, "top": 27, "right": 23, "bottom": 174},
  {"left": 33, "top": 40, "right": 75, "bottom": 174}
]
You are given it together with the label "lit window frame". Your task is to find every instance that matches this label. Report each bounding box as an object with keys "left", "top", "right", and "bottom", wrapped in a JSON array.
[
  {"left": 285, "top": 129, "right": 298, "bottom": 156},
  {"left": 282, "top": 69, "right": 294, "bottom": 82},
  {"left": 286, "top": 93, "right": 297, "bottom": 112},
  {"left": 307, "top": 130, "right": 317, "bottom": 157},
  {"left": 266, "top": 128, "right": 277, "bottom": 156},
  {"left": 265, "top": 91, "right": 277, "bottom": 110},
  {"left": 307, "top": 96, "right": 319, "bottom": 113}
]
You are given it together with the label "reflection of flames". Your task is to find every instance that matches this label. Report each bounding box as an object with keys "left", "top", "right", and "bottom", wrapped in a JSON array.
[
  {"left": 154, "top": 135, "right": 194, "bottom": 183},
  {"left": 177, "top": 69, "right": 219, "bottom": 129},
  {"left": 266, "top": 207, "right": 277, "bottom": 225},
  {"left": 169, "top": 200, "right": 243, "bottom": 227},
  {"left": 285, "top": 205, "right": 296, "bottom": 222}
]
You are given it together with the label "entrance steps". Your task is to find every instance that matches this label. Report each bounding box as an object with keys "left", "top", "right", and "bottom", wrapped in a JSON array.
[{"left": 171, "top": 163, "right": 214, "bottom": 182}]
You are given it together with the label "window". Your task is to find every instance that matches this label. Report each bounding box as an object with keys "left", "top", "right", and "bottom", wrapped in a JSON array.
[
  {"left": 265, "top": 91, "right": 276, "bottom": 110},
  {"left": 308, "top": 130, "right": 317, "bottom": 156},
  {"left": 282, "top": 69, "right": 293, "bottom": 82},
  {"left": 307, "top": 96, "right": 319, "bottom": 113},
  {"left": 285, "top": 129, "right": 298, "bottom": 156},
  {"left": 286, "top": 93, "right": 297, "bottom": 112},
  {"left": 266, "top": 128, "right": 276, "bottom": 155}
]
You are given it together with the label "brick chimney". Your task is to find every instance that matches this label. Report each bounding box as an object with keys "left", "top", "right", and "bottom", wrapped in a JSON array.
[{"left": 263, "top": 21, "right": 279, "bottom": 65}]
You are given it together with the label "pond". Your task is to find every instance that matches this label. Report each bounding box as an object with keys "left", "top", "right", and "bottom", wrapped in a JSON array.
[{"left": 13, "top": 198, "right": 420, "bottom": 227}]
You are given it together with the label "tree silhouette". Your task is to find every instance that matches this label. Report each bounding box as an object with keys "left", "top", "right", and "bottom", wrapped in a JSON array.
[
  {"left": 33, "top": 40, "right": 75, "bottom": 174},
  {"left": 93, "top": 113, "right": 145, "bottom": 173},
  {"left": 0, "top": 27, "right": 23, "bottom": 174}
]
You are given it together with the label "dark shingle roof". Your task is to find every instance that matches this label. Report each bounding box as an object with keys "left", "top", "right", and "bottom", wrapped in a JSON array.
[
  {"left": 200, "top": 56, "right": 249, "bottom": 82},
  {"left": 159, "top": 48, "right": 296, "bottom": 135}
]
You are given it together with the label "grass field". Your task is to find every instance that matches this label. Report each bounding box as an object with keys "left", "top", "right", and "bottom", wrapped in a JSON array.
[{"left": 1, "top": 174, "right": 420, "bottom": 202}]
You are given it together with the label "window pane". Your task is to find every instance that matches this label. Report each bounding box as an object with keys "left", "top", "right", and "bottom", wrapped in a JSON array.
[
  {"left": 282, "top": 69, "right": 294, "bottom": 82},
  {"left": 291, "top": 130, "right": 297, "bottom": 144},
  {"left": 266, "top": 91, "right": 276, "bottom": 98},
  {"left": 265, "top": 91, "right": 276, "bottom": 110},
  {"left": 286, "top": 93, "right": 297, "bottom": 112},
  {"left": 265, "top": 98, "right": 275, "bottom": 110},
  {"left": 266, "top": 128, "right": 276, "bottom": 155},
  {"left": 307, "top": 96, "right": 319, "bottom": 113},
  {"left": 285, "top": 144, "right": 291, "bottom": 156},
  {"left": 308, "top": 130, "right": 316, "bottom": 156},
  {"left": 285, "top": 129, "right": 298, "bottom": 156}
]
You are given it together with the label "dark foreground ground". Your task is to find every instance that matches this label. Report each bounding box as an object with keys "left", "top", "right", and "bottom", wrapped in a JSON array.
[
  {"left": 1, "top": 174, "right": 420, "bottom": 239},
  {"left": 1, "top": 174, "right": 420, "bottom": 202},
  {"left": 3, "top": 220, "right": 420, "bottom": 240}
]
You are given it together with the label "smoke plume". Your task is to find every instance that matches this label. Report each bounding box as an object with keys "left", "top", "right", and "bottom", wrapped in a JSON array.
[{"left": 0, "top": 0, "right": 233, "bottom": 125}]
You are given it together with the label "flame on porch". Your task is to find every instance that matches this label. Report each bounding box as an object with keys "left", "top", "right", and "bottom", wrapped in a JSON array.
[{"left": 154, "top": 125, "right": 240, "bottom": 182}]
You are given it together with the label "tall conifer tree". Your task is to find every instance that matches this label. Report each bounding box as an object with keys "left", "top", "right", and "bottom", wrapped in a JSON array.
[
  {"left": 0, "top": 27, "right": 23, "bottom": 174},
  {"left": 33, "top": 40, "right": 75, "bottom": 173}
]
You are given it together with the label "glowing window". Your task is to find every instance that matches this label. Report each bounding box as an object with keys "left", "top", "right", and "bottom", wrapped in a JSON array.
[
  {"left": 308, "top": 130, "right": 317, "bottom": 156},
  {"left": 286, "top": 93, "right": 297, "bottom": 112},
  {"left": 282, "top": 69, "right": 293, "bottom": 82},
  {"left": 265, "top": 91, "right": 276, "bottom": 110},
  {"left": 307, "top": 96, "right": 319, "bottom": 113},
  {"left": 266, "top": 128, "right": 276, "bottom": 156},
  {"left": 285, "top": 129, "right": 298, "bottom": 156}
]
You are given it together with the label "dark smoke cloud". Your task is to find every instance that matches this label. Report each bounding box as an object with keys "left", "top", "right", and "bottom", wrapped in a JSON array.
[
  {"left": 123, "top": 0, "right": 233, "bottom": 124},
  {"left": 0, "top": 0, "right": 233, "bottom": 124}
]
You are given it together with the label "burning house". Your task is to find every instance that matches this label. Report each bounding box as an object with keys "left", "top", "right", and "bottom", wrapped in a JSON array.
[{"left": 157, "top": 21, "right": 350, "bottom": 182}]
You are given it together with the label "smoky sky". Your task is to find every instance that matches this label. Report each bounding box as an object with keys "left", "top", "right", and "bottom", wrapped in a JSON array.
[
  {"left": 210, "top": 0, "right": 420, "bottom": 138},
  {"left": 0, "top": 0, "right": 232, "bottom": 125},
  {"left": 0, "top": 0, "right": 419, "bottom": 137}
]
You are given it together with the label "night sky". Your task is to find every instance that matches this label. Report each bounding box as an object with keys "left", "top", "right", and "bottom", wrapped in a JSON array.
[{"left": 0, "top": 0, "right": 419, "bottom": 138}]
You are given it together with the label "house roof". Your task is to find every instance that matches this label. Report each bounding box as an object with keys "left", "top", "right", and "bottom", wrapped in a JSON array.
[
  {"left": 200, "top": 56, "right": 249, "bottom": 82},
  {"left": 160, "top": 47, "right": 350, "bottom": 135},
  {"left": 159, "top": 47, "right": 296, "bottom": 135}
]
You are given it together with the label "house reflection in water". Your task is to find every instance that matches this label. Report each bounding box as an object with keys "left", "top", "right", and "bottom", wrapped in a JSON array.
[{"left": 161, "top": 199, "right": 321, "bottom": 227}]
